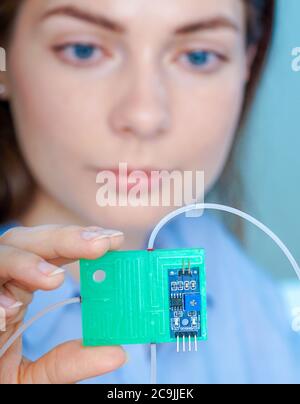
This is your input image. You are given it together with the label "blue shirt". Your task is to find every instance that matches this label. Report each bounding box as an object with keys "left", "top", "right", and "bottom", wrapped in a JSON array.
[{"left": 1, "top": 213, "right": 300, "bottom": 384}]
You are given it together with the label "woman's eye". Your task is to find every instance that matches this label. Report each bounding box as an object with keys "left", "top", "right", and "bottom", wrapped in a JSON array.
[
  {"left": 178, "top": 50, "right": 224, "bottom": 73},
  {"left": 55, "top": 43, "right": 106, "bottom": 66}
]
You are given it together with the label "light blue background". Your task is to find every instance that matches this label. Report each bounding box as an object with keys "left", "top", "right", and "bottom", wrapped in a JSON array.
[{"left": 239, "top": 0, "right": 300, "bottom": 279}]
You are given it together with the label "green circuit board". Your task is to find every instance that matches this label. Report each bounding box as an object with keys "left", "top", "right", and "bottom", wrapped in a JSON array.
[{"left": 80, "top": 248, "right": 207, "bottom": 348}]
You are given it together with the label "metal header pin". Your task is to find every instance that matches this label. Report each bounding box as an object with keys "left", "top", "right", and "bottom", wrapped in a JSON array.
[
  {"left": 194, "top": 335, "right": 198, "bottom": 352},
  {"left": 188, "top": 335, "right": 192, "bottom": 352}
]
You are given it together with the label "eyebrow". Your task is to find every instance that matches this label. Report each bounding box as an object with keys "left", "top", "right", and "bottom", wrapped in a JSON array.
[
  {"left": 41, "top": 5, "right": 239, "bottom": 37},
  {"left": 41, "top": 5, "right": 126, "bottom": 34},
  {"left": 175, "top": 16, "right": 240, "bottom": 35}
]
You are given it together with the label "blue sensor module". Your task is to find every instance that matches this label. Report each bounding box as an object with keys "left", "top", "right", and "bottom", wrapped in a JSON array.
[{"left": 169, "top": 260, "right": 203, "bottom": 352}]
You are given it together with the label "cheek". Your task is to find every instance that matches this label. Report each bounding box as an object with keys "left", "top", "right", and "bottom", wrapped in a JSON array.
[
  {"left": 171, "top": 69, "right": 245, "bottom": 184},
  {"left": 7, "top": 55, "right": 112, "bottom": 195},
  {"left": 9, "top": 61, "right": 83, "bottom": 159}
]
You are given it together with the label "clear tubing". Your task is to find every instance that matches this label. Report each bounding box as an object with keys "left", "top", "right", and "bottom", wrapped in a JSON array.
[
  {"left": 148, "top": 203, "right": 300, "bottom": 281},
  {"left": 150, "top": 343, "right": 157, "bottom": 384},
  {"left": 0, "top": 297, "right": 81, "bottom": 359}
]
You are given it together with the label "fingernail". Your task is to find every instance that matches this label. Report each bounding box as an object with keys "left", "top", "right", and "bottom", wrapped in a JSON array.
[
  {"left": 0, "top": 294, "right": 23, "bottom": 310},
  {"left": 81, "top": 229, "right": 123, "bottom": 241},
  {"left": 48, "top": 268, "right": 65, "bottom": 278},
  {"left": 81, "top": 231, "right": 108, "bottom": 241},
  {"left": 101, "top": 230, "right": 124, "bottom": 238},
  {"left": 38, "top": 262, "right": 65, "bottom": 277}
]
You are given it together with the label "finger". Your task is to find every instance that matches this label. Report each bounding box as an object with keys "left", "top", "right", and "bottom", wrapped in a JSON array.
[
  {"left": 0, "top": 282, "right": 33, "bottom": 327},
  {"left": 2, "top": 282, "right": 32, "bottom": 307},
  {"left": 0, "top": 245, "right": 65, "bottom": 292},
  {"left": 0, "top": 226, "right": 124, "bottom": 265},
  {"left": 21, "top": 341, "right": 127, "bottom": 384}
]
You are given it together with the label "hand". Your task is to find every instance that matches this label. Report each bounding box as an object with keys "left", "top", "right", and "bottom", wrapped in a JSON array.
[{"left": 0, "top": 225, "right": 126, "bottom": 384}]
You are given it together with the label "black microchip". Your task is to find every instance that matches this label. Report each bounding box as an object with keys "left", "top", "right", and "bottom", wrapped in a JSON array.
[{"left": 171, "top": 297, "right": 183, "bottom": 309}]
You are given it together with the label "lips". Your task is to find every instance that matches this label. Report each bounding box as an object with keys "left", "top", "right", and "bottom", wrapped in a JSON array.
[
  {"left": 94, "top": 167, "right": 161, "bottom": 193},
  {"left": 93, "top": 166, "right": 167, "bottom": 193}
]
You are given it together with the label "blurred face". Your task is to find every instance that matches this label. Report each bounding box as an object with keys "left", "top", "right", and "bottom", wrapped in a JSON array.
[{"left": 5, "top": 0, "right": 250, "bottom": 233}]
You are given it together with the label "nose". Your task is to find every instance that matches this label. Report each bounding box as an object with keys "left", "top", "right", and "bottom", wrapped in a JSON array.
[{"left": 109, "top": 64, "right": 171, "bottom": 140}]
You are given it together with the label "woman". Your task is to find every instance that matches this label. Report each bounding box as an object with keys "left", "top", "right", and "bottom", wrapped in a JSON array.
[{"left": 0, "top": 0, "right": 298, "bottom": 384}]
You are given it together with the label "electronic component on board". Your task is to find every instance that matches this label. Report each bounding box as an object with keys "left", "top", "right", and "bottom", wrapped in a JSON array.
[
  {"left": 80, "top": 248, "right": 207, "bottom": 351},
  {"left": 168, "top": 260, "right": 203, "bottom": 353}
]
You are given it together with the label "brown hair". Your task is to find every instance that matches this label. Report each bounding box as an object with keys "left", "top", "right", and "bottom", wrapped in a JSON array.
[{"left": 0, "top": 0, "right": 275, "bottom": 224}]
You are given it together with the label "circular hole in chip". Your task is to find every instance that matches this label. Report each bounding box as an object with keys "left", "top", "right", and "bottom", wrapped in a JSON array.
[{"left": 93, "top": 270, "right": 106, "bottom": 283}]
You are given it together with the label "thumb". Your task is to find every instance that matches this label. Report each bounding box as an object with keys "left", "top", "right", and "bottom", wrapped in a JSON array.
[{"left": 21, "top": 341, "right": 127, "bottom": 384}]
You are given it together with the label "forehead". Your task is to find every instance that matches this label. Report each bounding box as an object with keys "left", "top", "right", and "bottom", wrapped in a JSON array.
[{"left": 28, "top": 0, "right": 245, "bottom": 31}]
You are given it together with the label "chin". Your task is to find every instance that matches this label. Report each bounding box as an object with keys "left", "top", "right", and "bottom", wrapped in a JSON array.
[{"left": 87, "top": 205, "right": 176, "bottom": 232}]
